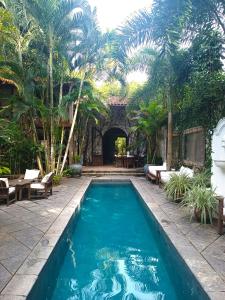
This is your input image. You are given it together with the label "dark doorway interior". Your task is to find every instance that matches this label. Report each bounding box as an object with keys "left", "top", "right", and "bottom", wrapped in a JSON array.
[{"left": 103, "top": 128, "right": 127, "bottom": 164}]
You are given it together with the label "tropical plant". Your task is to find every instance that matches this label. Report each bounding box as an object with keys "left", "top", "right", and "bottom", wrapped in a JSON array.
[
  {"left": 62, "top": 168, "right": 74, "bottom": 177},
  {"left": 115, "top": 137, "right": 126, "bottom": 156},
  {"left": 0, "top": 166, "right": 11, "bottom": 175},
  {"left": 26, "top": 0, "right": 88, "bottom": 171},
  {"left": 53, "top": 174, "right": 62, "bottom": 186},
  {"left": 60, "top": 6, "right": 110, "bottom": 174},
  {"left": 129, "top": 100, "right": 166, "bottom": 163},
  {"left": 164, "top": 174, "right": 192, "bottom": 202},
  {"left": 181, "top": 186, "right": 217, "bottom": 224},
  {"left": 192, "top": 171, "right": 211, "bottom": 188}
]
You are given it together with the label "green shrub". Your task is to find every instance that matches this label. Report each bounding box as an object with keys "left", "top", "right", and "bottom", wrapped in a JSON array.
[
  {"left": 0, "top": 166, "right": 11, "bottom": 175},
  {"left": 62, "top": 168, "right": 74, "bottom": 177},
  {"left": 181, "top": 186, "right": 217, "bottom": 224},
  {"left": 164, "top": 173, "right": 192, "bottom": 202},
  {"left": 53, "top": 175, "right": 62, "bottom": 186}
]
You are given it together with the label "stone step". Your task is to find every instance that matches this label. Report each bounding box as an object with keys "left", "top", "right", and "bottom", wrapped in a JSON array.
[{"left": 83, "top": 172, "right": 145, "bottom": 177}]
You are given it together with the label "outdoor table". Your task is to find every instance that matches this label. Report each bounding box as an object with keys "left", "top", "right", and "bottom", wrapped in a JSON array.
[
  {"left": 115, "top": 156, "right": 124, "bottom": 167},
  {"left": 9, "top": 179, "right": 32, "bottom": 201},
  {"left": 124, "top": 156, "right": 136, "bottom": 168}
]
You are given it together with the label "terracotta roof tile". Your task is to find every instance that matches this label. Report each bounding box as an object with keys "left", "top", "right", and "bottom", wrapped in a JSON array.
[{"left": 107, "top": 96, "right": 128, "bottom": 106}]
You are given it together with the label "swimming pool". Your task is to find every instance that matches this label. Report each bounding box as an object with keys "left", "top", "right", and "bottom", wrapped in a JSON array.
[{"left": 28, "top": 182, "right": 209, "bottom": 299}]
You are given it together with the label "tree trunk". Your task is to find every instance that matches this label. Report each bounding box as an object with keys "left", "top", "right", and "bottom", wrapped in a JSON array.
[
  {"left": 48, "top": 31, "right": 55, "bottom": 171},
  {"left": 30, "top": 115, "right": 44, "bottom": 176},
  {"left": 80, "top": 117, "right": 89, "bottom": 155},
  {"left": 56, "top": 127, "right": 65, "bottom": 175},
  {"left": 167, "top": 110, "right": 173, "bottom": 170},
  {"left": 60, "top": 74, "right": 85, "bottom": 174},
  {"left": 55, "top": 72, "right": 64, "bottom": 175}
]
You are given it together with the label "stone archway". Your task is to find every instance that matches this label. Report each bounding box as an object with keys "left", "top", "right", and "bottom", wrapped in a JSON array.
[{"left": 102, "top": 127, "right": 127, "bottom": 165}]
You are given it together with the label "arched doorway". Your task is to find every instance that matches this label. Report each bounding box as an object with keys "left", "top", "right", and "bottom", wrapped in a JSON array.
[{"left": 102, "top": 128, "right": 127, "bottom": 164}]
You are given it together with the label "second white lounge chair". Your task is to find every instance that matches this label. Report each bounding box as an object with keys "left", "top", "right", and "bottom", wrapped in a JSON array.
[{"left": 158, "top": 166, "right": 194, "bottom": 186}]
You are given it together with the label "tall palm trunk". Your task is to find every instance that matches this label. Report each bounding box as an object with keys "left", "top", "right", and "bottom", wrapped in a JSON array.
[
  {"left": 167, "top": 110, "right": 173, "bottom": 170},
  {"left": 55, "top": 73, "right": 64, "bottom": 174},
  {"left": 30, "top": 115, "right": 44, "bottom": 176},
  {"left": 56, "top": 127, "right": 65, "bottom": 175},
  {"left": 60, "top": 73, "right": 85, "bottom": 174},
  {"left": 80, "top": 116, "right": 89, "bottom": 155},
  {"left": 166, "top": 79, "right": 173, "bottom": 170},
  {"left": 48, "top": 32, "right": 55, "bottom": 171}
]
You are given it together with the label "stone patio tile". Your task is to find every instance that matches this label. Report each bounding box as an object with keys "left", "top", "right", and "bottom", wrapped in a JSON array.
[
  {"left": 0, "top": 253, "right": 28, "bottom": 274},
  {"left": 1, "top": 208, "right": 31, "bottom": 218},
  {"left": 39, "top": 234, "right": 60, "bottom": 247},
  {"left": 33, "top": 221, "right": 53, "bottom": 233},
  {"left": 31, "top": 244, "right": 54, "bottom": 259},
  {"left": 208, "top": 292, "right": 225, "bottom": 300},
  {"left": 0, "top": 296, "right": 25, "bottom": 300},
  {"left": 17, "top": 257, "right": 46, "bottom": 275},
  {"left": 0, "top": 264, "right": 11, "bottom": 292},
  {"left": 186, "top": 225, "right": 220, "bottom": 252},
  {"left": 0, "top": 222, "right": 31, "bottom": 234},
  {"left": 0, "top": 234, "right": 15, "bottom": 246},
  {"left": 2, "top": 275, "right": 37, "bottom": 296},
  {"left": 175, "top": 215, "right": 200, "bottom": 235},
  {"left": 202, "top": 236, "right": 225, "bottom": 282},
  {"left": 11, "top": 227, "right": 43, "bottom": 250},
  {"left": 24, "top": 216, "right": 55, "bottom": 226},
  {"left": 16, "top": 202, "right": 39, "bottom": 208},
  {"left": 0, "top": 240, "right": 30, "bottom": 261}
]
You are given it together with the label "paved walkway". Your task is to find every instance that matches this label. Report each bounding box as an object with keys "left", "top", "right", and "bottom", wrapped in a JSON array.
[
  {"left": 0, "top": 177, "right": 89, "bottom": 295},
  {"left": 0, "top": 176, "right": 224, "bottom": 299}
]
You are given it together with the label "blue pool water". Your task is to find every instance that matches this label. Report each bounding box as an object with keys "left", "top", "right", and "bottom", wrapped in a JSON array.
[{"left": 28, "top": 183, "right": 209, "bottom": 300}]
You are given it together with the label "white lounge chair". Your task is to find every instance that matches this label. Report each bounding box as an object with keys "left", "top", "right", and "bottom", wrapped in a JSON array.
[
  {"left": 24, "top": 169, "right": 40, "bottom": 180},
  {"left": 0, "top": 178, "right": 16, "bottom": 205},
  {"left": 147, "top": 162, "right": 167, "bottom": 183},
  {"left": 30, "top": 172, "right": 54, "bottom": 198},
  {"left": 158, "top": 166, "right": 194, "bottom": 185}
]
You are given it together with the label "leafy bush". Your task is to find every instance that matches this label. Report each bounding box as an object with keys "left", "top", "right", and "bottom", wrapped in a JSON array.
[
  {"left": 62, "top": 168, "right": 74, "bottom": 177},
  {"left": 0, "top": 166, "right": 11, "bottom": 175},
  {"left": 181, "top": 186, "right": 216, "bottom": 224},
  {"left": 164, "top": 174, "right": 192, "bottom": 201},
  {"left": 53, "top": 175, "right": 62, "bottom": 186}
]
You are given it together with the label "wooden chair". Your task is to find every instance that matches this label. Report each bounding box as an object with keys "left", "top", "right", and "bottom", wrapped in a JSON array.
[
  {"left": 30, "top": 172, "right": 54, "bottom": 199},
  {"left": 0, "top": 178, "right": 16, "bottom": 206},
  {"left": 217, "top": 195, "right": 225, "bottom": 235}
]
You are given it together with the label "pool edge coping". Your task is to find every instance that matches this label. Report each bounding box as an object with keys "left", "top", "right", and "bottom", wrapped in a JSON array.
[{"left": 1, "top": 177, "right": 224, "bottom": 300}]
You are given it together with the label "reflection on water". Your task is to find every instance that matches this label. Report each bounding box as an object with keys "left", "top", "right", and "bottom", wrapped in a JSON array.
[{"left": 50, "top": 184, "right": 178, "bottom": 300}]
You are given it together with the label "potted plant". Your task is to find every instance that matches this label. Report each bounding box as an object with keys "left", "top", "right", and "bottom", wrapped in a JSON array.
[
  {"left": 181, "top": 186, "right": 217, "bottom": 224},
  {"left": 164, "top": 173, "right": 192, "bottom": 202},
  {"left": 69, "top": 155, "right": 82, "bottom": 177},
  {"left": 192, "top": 170, "right": 211, "bottom": 188}
]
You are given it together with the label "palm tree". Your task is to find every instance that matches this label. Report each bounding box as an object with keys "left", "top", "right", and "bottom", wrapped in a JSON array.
[
  {"left": 26, "top": 0, "right": 87, "bottom": 171},
  {"left": 60, "top": 6, "right": 107, "bottom": 174},
  {"left": 120, "top": 1, "right": 189, "bottom": 169}
]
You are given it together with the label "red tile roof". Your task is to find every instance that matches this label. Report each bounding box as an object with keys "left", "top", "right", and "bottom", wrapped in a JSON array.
[{"left": 107, "top": 96, "right": 128, "bottom": 106}]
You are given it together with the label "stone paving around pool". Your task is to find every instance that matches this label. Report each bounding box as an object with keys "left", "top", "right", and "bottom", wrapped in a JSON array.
[{"left": 0, "top": 176, "right": 225, "bottom": 299}]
